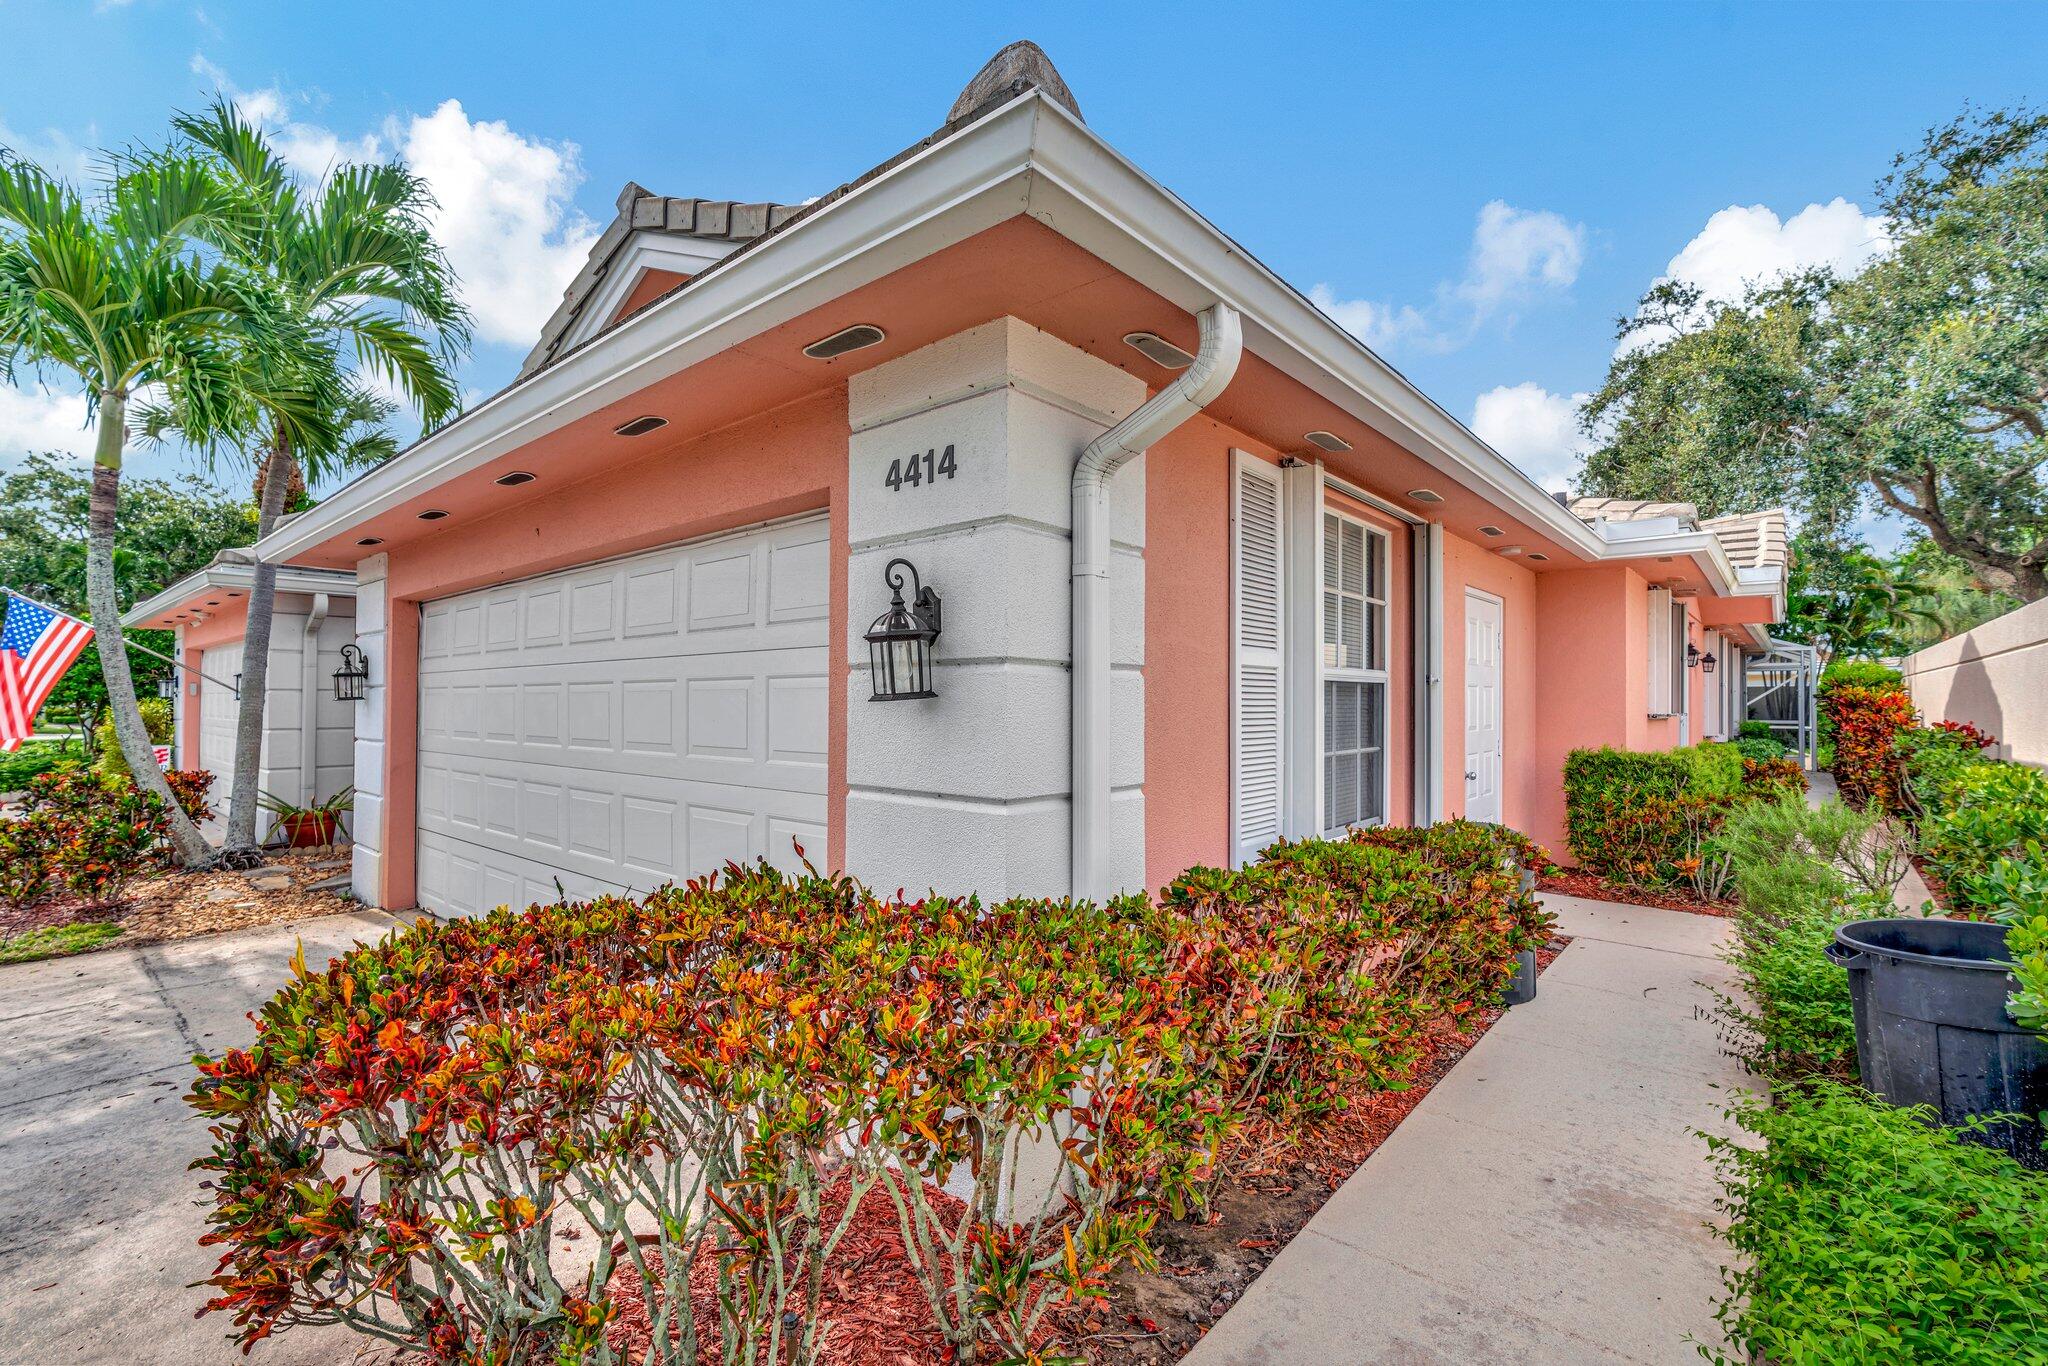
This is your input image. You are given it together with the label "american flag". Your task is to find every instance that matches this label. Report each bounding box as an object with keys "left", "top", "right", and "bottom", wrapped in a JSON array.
[{"left": 1, "top": 592, "right": 95, "bottom": 752}]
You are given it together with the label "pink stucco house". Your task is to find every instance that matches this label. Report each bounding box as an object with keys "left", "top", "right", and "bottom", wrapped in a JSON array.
[{"left": 240, "top": 44, "right": 1786, "bottom": 916}]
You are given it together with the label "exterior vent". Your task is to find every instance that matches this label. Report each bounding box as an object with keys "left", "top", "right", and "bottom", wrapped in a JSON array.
[
  {"left": 1124, "top": 331, "right": 1195, "bottom": 369},
  {"left": 417, "top": 509, "right": 449, "bottom": 521},
  {"left": 1406, "top": 488, "right": 1445, "bottom": 504},
  {"left": 356, "top": 537, "right": 383, "bottom": 547},
  {"left": 614, "top": 415, "right": 669, "bottom": 437},
  {"left": 1303, "top": 430, "right": 1352, "bottom": 453},
  {"left": 1479, "top": 525, "right": 1505, "bottom": 538},
  {"left": 1497, "top": 545, "right": 1526, "bottom": 557},
  {"left": 494, "top": 470, "right": 537, "bottom": 487},
  {"left": 1527, "top": 551, "right": 1550, "bottom": 562},
  {"left": 803, "top": 324, "right": 886, "bottom": 360}
]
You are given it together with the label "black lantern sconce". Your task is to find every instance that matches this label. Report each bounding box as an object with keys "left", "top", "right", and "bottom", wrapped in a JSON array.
[
  {"left": 1686, "top": 642, "right": 1702, "bottom": 670},
  {"left": 155, "top": 674, "right": 177, "bottom": 700},
  {"left": 334, "top": 644, "right": 370, "bottom": 702},
  {"left": 1701, "top": 652, "right": 1718, "bottom": 675},
  {"left": 864, "top": 558, "right": 941, "bottom": 701}
]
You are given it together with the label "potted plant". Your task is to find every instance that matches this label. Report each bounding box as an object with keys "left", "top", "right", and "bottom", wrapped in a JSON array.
[{"left": 259, "top": 787, "right": 355, "bottom": 849}]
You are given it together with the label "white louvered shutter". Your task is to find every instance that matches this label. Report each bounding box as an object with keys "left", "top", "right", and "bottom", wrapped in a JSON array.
[
  {"left": 1233, "top": 452, "right": 1286, "bottom": 864},
  {"left": 1647, "top": 587, "right": 1674, "bottom": 715}
]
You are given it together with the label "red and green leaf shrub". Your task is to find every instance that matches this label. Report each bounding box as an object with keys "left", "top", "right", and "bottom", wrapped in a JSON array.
[
  {"left": 1742, "top": 755, "right": 1805, "bottom": 797},
  {"left": 189, "top": 829, "right": 1550, "bottom": 1364},
  {"left": 1822, "top": 684, "right": 1917, "bottom": 811},
  {"left": 13, "top": 769, "right": 175, "bottom": 905},
  {"left": 1563, "top": 743, "right": 1770, "bottom": 892}
]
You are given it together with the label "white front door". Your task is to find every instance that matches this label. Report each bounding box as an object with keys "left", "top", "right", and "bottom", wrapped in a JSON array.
[
  {"left": 414, "top": 514, "right": 830, "bottom": 918},
  {"left": 1463, "top": 590, "right": 1503, "bottom": 824}
]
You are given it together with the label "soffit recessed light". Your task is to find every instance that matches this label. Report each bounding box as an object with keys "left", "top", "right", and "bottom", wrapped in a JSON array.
[
  {"left": 494, "top": 470, "right": 537, "bottom": 487},
  {"left": 1527, "top": 552, "right": 1550, "bottom": 562},
  {"left": 802, "top": 324, "right": 886, "bottom": 360},
  {"left": 1657, "top": 555, "right": 1674, "bottom": 563},
  {"left": 357, "top": 537, "right": 384, "bottom": 547},
  {"left": 1406, "top": 488, "right": 1445, "bottom": 504},
  {"left": 1479, "top": 525, "right": 1506, "bottom": 537},
  {"left": 1497, "top": 546, "right": 1526, "bottom": 557},
  {"left": 417, "top": 509, "right": 449, "bottom": 521},
  {"left": 1304, "top": 430, "right": 1352, "bottom": 453},
  {"left": 1124, "top": 331, "right": 1195, "bottom": 369},
  {"left": 614, "top": 415, "right": 668, "bottom": 437},
  {"left": 206, "top": 600, "right": 220, "bottom": 606}
]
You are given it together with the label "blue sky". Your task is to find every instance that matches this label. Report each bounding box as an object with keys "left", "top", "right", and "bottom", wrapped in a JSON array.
[{"left": 3, "top": 1, "right": 2044, "bottom": 540}]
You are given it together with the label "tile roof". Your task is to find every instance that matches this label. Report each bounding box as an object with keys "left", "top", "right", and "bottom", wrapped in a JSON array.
[
  {"left": 1565, "top": 496, "right": 1701, "bottom": 524},
  {"left": 516, "top": 43, "right": 1088, "bottom": 382},
  {"left": 1700, "top": 507, "right": 1791, "bottom": 572}
]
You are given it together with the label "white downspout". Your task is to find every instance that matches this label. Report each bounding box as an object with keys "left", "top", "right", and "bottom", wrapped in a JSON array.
[
  {"left": 301, "top": 592, "right": 329, "bottom": 808},
  {"left": 1071, "top": 302, "right": 1242, "bottom": 900}
]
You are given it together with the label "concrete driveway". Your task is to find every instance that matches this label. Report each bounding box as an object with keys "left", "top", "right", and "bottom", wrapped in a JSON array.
[{"left": 0, "top": 910, "right": 403, "bottom": 1363}]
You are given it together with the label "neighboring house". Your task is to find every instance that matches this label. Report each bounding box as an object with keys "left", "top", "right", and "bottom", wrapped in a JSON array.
[
  {"left": 244, "top": 43, "right": 1788, "bottom": 916},
  {"left": 122, "top": 552, "right": 359, "bottom": 831}
]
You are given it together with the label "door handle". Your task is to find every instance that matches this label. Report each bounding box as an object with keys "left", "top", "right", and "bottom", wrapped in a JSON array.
[{"left": 1465, "top": 770, "right": 1478, "bottom": 780}]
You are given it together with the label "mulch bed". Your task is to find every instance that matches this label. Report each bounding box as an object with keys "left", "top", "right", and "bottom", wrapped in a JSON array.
[
  {"left": 0, "top": 847, "right": 359, "bottom": 956},
  {"left": 602, "top": 938, "right": 1571, "bottom": 1364},
  {"left": 1539, "top": 870, "right": 1734, "bottom": 918}
]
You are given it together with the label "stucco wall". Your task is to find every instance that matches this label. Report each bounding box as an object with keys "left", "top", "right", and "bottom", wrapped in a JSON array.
[
  {"left": 353, "top": 389, "right": 850, "bottom": 910},
  {"left": 1901, "top": 595, "right": 2048, "bottom": 768}
]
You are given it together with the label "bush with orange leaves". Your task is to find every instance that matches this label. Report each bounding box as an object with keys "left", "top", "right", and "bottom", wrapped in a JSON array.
[{"left": 188, "top": 830, "right": 1549, "bottom": 1364}]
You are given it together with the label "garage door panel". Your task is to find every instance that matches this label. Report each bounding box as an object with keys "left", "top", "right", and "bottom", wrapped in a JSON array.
[{"left": 416, "top": 514, "right": 829, "bottom": 918}]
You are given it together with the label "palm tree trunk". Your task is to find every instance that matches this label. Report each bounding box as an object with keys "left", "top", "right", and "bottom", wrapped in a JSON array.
[
  {"left": 84, "top": 390, "right": 214, "bottom": 868},
  {"left": 222, "top": 434, "right": 294, "bottom": 857}
]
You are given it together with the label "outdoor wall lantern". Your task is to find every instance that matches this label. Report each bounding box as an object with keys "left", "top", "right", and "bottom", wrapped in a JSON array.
[
  {"left": 1701, "top": 652, "right": 1718, "bottom": 675},
  {"left": 1686, "top": 642, "right": 1702, "bottom": 669},
  {"left": 155, "top": 674, "right": 177, "bottom": 700},
  {"left": 865, "top": 558, "right": 941, "bottom": 701},
  {"left": 334, "top": 644, "right": 370, "bottom": 702}
]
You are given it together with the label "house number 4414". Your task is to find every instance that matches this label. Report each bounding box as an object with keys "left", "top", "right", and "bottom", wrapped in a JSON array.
[{"left": 884, "top": 445, "right": 957, "bottom": 492}]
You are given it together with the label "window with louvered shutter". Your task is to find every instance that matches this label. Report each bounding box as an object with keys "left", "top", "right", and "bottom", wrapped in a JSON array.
[
  {"left": 1232, "top": 453, "right": 1285, "bottom": 864},
  {"left": 1647, "top": 587, "right": 1674, "bottom": 716}
]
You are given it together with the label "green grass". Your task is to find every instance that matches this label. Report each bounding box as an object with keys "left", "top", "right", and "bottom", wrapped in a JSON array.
[
  {"left": 0, "top": 920, "right": 125, "bottom": 965},
  {"left": 0, "top": 739, "right": 79, "bottom": 791}
]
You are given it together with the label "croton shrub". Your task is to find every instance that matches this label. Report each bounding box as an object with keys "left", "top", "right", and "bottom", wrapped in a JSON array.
[
  {"left": 1561, "top": 741, "right": 1782, "bottom": 895},
  {"left": 1822, "top": 684, "right": 1918, "bottom": 811},
  {"left": 188, "top": 828, "right": 1551, "bottom": 1365},
  {"left": 0, "top": 767, "right": 216, "bottom": 909}
]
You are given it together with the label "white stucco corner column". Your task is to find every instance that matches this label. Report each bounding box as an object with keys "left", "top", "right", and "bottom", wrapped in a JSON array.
[
  {"left": 349, "top": 552, "right": 390, "bottom": 905},
  {"left": 843, "top": 317, "right": 1147, "bottom": 900}
]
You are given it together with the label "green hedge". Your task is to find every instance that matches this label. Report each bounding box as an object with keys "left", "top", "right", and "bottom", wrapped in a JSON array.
[
  {"left": 1708, "top": 1082, "right": 2048, "bottom": 1366},
  {"left": 1561, "top": 741, "right": 1748, "bottom": 887},
  {"left": 0, "top": 740, "right": 76, "bottom": 792}
]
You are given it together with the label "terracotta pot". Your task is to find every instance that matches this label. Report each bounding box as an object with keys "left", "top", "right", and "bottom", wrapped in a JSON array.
[{"left": 280, "top": 812, "right": 339, "bottom": 848}]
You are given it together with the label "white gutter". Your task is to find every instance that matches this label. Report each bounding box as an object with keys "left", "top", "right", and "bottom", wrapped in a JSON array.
[{"left": 1070, "top": 302, "right": 1242, "bottom": 900}]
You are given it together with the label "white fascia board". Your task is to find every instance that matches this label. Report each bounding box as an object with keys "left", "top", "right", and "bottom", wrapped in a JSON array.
[
  {"left": 253, "top": 98, "right": 1045, "bottom": 565},
  {"left": 554, "top": 233, "right": 749, "bottom": 356},
  {"left": 1014, "top": 101, "right": 1613, "bottom": 563},
  {"left": 121, "top": 564, "right": 358, "bottom": 629}
]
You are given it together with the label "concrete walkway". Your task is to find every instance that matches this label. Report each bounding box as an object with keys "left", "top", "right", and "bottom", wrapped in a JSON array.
[
  {"left": 1187, "top": 894, "right": 1750, "bottom": 1365},
  {"left": 0, "top": 909, "right": 401, "bottom": 1364}
]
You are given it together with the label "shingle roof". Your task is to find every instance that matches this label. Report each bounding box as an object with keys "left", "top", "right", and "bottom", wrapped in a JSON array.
[
  {"left": 518, "top": 184, "right": 808, "bottom": 379},
  {"left": 1700, "top": 507, "right": 1791, "bottom": 572}
]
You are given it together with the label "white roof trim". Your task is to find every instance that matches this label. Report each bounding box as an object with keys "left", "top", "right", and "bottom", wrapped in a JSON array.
[
  {"left": 121, "top": 562, "right": 358, "bottom": 629},
  {"left": 249, "top": 91, "right": 1780, "bottom": 618},
  {"left": 554, "top": 232, "right": 748, "bottom": 358}
]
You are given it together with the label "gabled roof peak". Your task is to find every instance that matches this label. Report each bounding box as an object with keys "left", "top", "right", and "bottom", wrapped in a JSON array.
[{"left": 947, "top": 41, "right": 1083, "bottom": 125}]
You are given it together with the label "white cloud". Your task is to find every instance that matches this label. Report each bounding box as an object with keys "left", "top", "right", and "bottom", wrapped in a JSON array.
[
  {"left": 1312, "top": 200, "right": 1586, "bottom": 355},
  {"left": 1625, "top": 198, "right": 1893, "bottom": 352},
  {"left": 1470, "top": 382, "right": 1591, "bottom": 494},
  {"left": 1456, "top": 201, "right": 1585, "bottom": 314},
  {"left": 0, "top": 118, "right": 96, "bottom": 183},
  {"left": 0, "top": 382, "right": 94, "bottom": 463},
  {"left": 189, "top": 59, "right": 599, "bottom": 348},
  {"left": 1305, "top": 285, "right": 1431, "bottom": 352}
]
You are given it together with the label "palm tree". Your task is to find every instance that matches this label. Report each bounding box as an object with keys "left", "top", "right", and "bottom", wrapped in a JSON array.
[
  {"left": 172, "top": 100, "right": 470, "bottom": 858},
  {"left": 1784, "top": 548, "right": 1952, "bottom": 663},
  {"left": 0, "top": 146, "right": 326, "bottom": 866}
]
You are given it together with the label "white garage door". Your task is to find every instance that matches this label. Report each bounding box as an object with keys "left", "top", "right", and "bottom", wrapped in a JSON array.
[
  {"left": 415, "top": 514, "right": 830, "bottom": 918},
  {"left": 198, "top": 643, "right": 244, "bottom": 782}
]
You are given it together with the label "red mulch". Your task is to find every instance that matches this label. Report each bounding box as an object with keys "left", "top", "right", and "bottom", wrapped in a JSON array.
[
  {"left": 1539, "top": 870, "right": 1733, "bottom": 918},
  {"left": 604, "top": 1177, "right": 1062, "bottom": 1365},
  {"left": 598, "top": 940, "right": 1572, "bottom": 1365}
]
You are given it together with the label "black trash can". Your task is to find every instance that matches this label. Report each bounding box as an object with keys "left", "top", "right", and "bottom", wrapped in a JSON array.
[
  {"left": 1827, "top": 918, "right": 2048, "bottom": 1170},
  {"left": 1501, "top": 861, "right": 1538, "bottom": 1006}
]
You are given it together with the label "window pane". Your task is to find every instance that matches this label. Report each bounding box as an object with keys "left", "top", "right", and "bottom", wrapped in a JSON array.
[
  {"left": 1366, "top": 528, "right": 1383, "bottom": 601},
  {"left": 1341, "top": 521, "right": 1365, "bottom": 595},
  {"left": 1365, "top": 601, "right": 1382, "bottom": 672},
  {"left": 1341, "top": 598, "right": 1364, "bottom": 670},
  {"left": 1322, "top": 589, "right": 1340, "bottom": 667}
]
